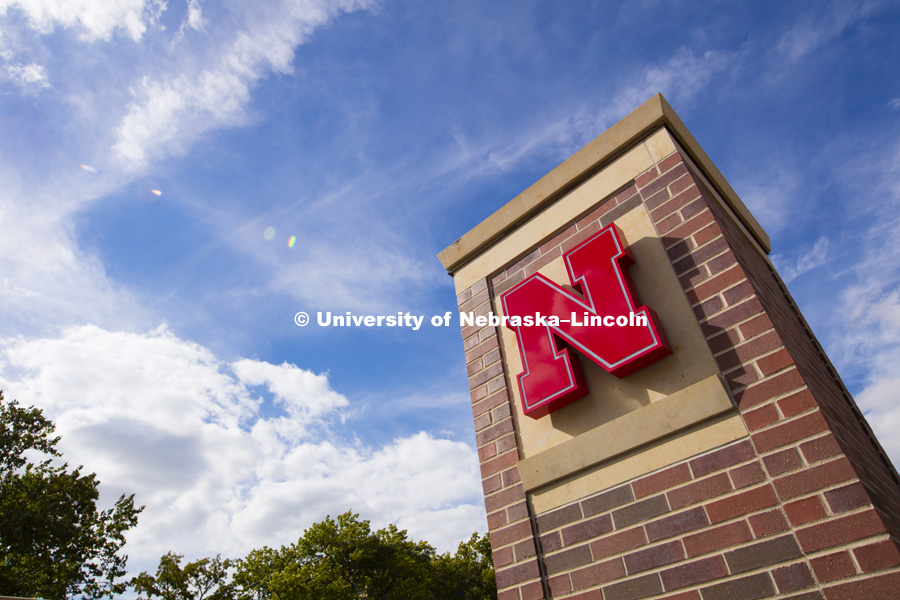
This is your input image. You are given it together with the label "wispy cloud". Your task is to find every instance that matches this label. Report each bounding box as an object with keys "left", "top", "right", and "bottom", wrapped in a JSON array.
[
  {"left": 774, "top": 0, "right": 885, "bottom": 62},
  {"left": 112, "top": 0, "right": 375, "bottom": 170},
  {"left": 0, "top": 0, "right": 164, "bottom": 42},
  {"left": 772, "top": 236, "right": 830, "bottom": 283}
]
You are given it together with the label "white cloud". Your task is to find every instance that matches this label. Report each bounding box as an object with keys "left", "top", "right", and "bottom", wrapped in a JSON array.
[
  {"left": 774, "top": 0, "right": 885, "bottom": 62},
  {"left": 3, "top": 60, "right": 49, "bottom": 89},
  {"left": 0, "top": 0, "right": 163, "bottom": 42},
  {"left": 111, "top": 0, "right": 375, "bottom": 170},
  {"left": 0, "top": 324, "right": 484, "bottom": 570},
  {"left": 773, "top": 236, "right": 830, "bottom": 283}
]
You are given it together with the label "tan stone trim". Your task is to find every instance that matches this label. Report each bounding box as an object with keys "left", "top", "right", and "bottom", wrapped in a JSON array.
[
  {"left": 438, "top": 93, "right": 770, "bottom": 274},
  {"left": 518, "top": 375, "right": 736, "bottom": 492}
]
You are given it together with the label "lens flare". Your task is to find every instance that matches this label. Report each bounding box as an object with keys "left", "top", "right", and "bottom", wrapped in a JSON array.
[
  {"left": 264, "top": 226, "right": 276, "bottom": 240},
  {"left": 79, "top": 164, "right": 99, "bottom": 174},
  {"left": 150, "top": 189, "right": 162, "bottom": 196},
  {"left": 287, "top": 235, "right": 296, "bottom": 248}
]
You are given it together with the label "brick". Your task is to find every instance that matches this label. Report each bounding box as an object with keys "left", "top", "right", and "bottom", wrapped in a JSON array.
[
  {"left": 665, "top": 592, "right": 701, "bottom": 600},
  {"left": 674, "top": 231, "right": 728, "bottom": 275},
  {"left": 465, "top": 335, "right": 500, "bottom": 363},
  {"left": 507, "top": 501, "right": 529, "bottom": 522},
  {"left": 689, "top": 265, "right": 746, "bottom": 304},
  {"left": 513, "top": 539, "right": 536, "bottom": 561},
  {"left": 693, "top": 222, "right": 723, "bottom": 246},
  {"left": 561, "top": 514, "right": 614, "bottom": 546},
  {"left": 632, "top": 463, "right": 692, "bottom": 499},
  {"left": 520, "top": 581, "right": 544, "bottom": 600},
  {"left": 491, "top": 520, "right": 533, "bottom": 548},
  {"left": 646, "top": 507, "right": 708, "bottom": 542},
  {"left": 780, "top": 593, "right": 824, "bottom": 600},
  {"left": 636, "top": 167, "right": 660, "bottom": 189},
  {"left": 743, "top": 403, "right": 779, "bottom": 432},
  {"left": 611, "top": 495, "right": 669, "bottom": 529},
  {"left": 706, "top": 484, "right": 778, "bottom": 524},
  {"left": 713, "top": 331, "right": 780, "bottom": 372},
  {"left": 523, "top": 245, "right": 561, "bottom": 276},
  {"left": 758, "top": 348, "right": 793, "bottom": 376},
  {"left": 796, "top": 509, "right": 887, "bottom": 553},
  {"left": 543, "top": 544, "right": 592, "bottom": 575},
  {"left": 773, "top": 562, "right": 815, "bottom": 594},
  {"left": 566, "top": 590, "right": 604, "bottom": 600},
  {"left": 668, "top": 174, "right": 697, "bottom": 197},
  {"left": 616, "top": 183, "right": 639, "bottom": 203},
  {"left": 491, "top": 545, "right": 514, "bottom": 568},
  {"left": 810, "top": 550, "right": 856, "bottom": 582},
  {"left": 681, "top": 198, "right": 708, "bottom": 220},
  {"left": 683, "top": 520, "right": 753, "bottom": 557},
  {"left": 660, "top": 555, "right": 727, "bottom": 591},
  {"left": 540, "top": 531, "right": 562, "bottom": 553},
  {"left": 644, "top": 163, "right": 690, "bottom": 200},
  {"left": 497, "top": 589, "right": 517, "bottom": 600},
  {"left": 778, "top": 389, "right": 817, "bottom": 418},
  {"left": 773, "top": 457, "right": 856, "bottom": 500},
  {"left": 624, "top": 540, "right": 684, "bottom": 574},
  {"left": 748, "top": 509, "right": 789, "bottom": 538},
  {"left": 485, "top": 484, "right": 525, "bottom": 512},
  {"left": 494, "top": 560, "right": 540, "bottom": 589},
  {"left": 668, "top": 473, "right": 732, "bottom": 510},
  {"left": 590, "top": 527, "right": 647, "bottom": 560},
  {"left": 657, "top": 152, "right": 684, "bottom": 174},
  {"left": 482, "top": 474, "right": 502, "bottom": 495},
  {"left": 475, "top": 418, "right": 514, "bottom": 446},
  {"left": 570, "top": 557, "right": 626, "bottom": 590},
  {"left": 477, "top": 443, "right": 497, "bottom": 462},
  {"left": 495, "top": 432, "right": 517, "bottom": 454},
  {"left": 690, "top": 440, "right": 755, "bottom": 477},
  {"left": 708, "top": 327, "right": 742, "bottom": 354},
  {"left": 823, "top": 571, "right": 900, "bottom": 600},
  {"left": 603, "top": 572, "right": 662, "bottom": 600},
  {"left": 481, "top": 449, "right": 519, "bottom": 478},
  {"left": 536, "top": 504, "right": 582, "bottom": 532},
  {"left": 665, "top": 206, "right": 713, "bottom": 239},
  {"left": 724, "top": 534, "right": 802, "bottom": 574},
  {"left": 577, "top": 198, "right": 618, "bottom": 228},
  {"left": 733, "top": 367, "right": 804, "bottom": 411},
  {"left": 694, "top": 296, "right": 724, "bottom": 320},
  {"left": 799, "top": 434, "right": 842, "bottom": 464},
  {"left": 657, "top": 212, "right": 682, "bottom": 234},
  {"left": 752, "top": 409, "right": 829, "bottom": 453},
  {"left": 730, "top": 461, "right": 766, "bottom": 489},
  {"left": 502, "top": 465, "right": 521, "bottom": 487},
  {"left": 505, "top": 247, "right": 541, "bottom": 278},
  {"left": 469, "top": 360, "right": 505, "bottom": 392},
  {"left": 739, "top": 313, "right": 774, "bottom": 339},
  {"left": 853, "top": 539, "right": 900, "bottom": 572},
  {"left": 784, "top": 496, "right": 827, "bottom": 526},
  {"left": 763, "top": 447, "right": 804, "bottom": 477},
  {"left": 539, "top": 223, "right": 577, "bottom": 254},
  {"left": 472, "top": 389, "right": 508, "bottom": 417},
  {"left": 709, "top": 252, "right": 739, "bottom": 277},
  {"left": 701, "top": 572, "right": 775, "bottom": 600},
  {"left": 824, "top": 481, "right": 870, "bottom": 514},
  {"left": 547, "top": 574, "right": 572, "bottom": 597}
]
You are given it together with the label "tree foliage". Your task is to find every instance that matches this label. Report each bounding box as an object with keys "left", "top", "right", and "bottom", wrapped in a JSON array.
[
  {"left": 140, "top": 512, "right": 496, "bottom": 600},
  {"left": 0, "top": 391, "right": 143, "bottom": 599},
  {"left": 132, "top": 553, "right": 235, "bottom": 600}
]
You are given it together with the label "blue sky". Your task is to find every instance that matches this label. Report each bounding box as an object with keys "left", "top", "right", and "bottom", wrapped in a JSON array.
[{"left": 2, "top": 0, "right": 900, "bottom": 580}]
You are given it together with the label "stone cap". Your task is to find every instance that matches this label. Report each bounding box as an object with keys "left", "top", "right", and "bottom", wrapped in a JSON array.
[{"left": 438, "top": 93, "right": 770, "bottom": 274}]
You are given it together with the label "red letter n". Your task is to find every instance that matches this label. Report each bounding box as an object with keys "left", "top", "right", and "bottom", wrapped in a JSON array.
[{"left": 500, "top": 224, "right": 671, "bottom": 418}]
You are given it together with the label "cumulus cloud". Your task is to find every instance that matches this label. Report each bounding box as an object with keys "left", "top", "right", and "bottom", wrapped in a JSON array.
[{"left": 0, "top": 324, "right": 484, "bottom": 569}]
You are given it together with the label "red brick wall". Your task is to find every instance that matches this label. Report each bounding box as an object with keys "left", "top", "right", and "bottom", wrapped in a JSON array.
[{"left": 455, "top": 138, "right": 900, "bottom": 599}]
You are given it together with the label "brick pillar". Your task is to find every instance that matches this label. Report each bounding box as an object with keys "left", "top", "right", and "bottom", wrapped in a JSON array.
[{"left": 442, "top": 94, "right": 900, "bottom": 599}]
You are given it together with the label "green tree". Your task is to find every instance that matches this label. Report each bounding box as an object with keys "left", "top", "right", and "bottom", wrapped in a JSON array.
[
  {"left": 433, "top": 533, "right": 496, "bottom": 600},
  {"left": 0, "top": 391, "right": 143, "bottom": 599},
  {"left": 231, "top": 511, "right": 495, "bottom": 600},
  {"left": 132, "top": 552, "right": 235, "bottom": 600}
]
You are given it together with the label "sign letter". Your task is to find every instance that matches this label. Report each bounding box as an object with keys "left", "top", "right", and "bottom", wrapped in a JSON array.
[{"left": 500, "top": 224, "right": 671, "bottom": 418}]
